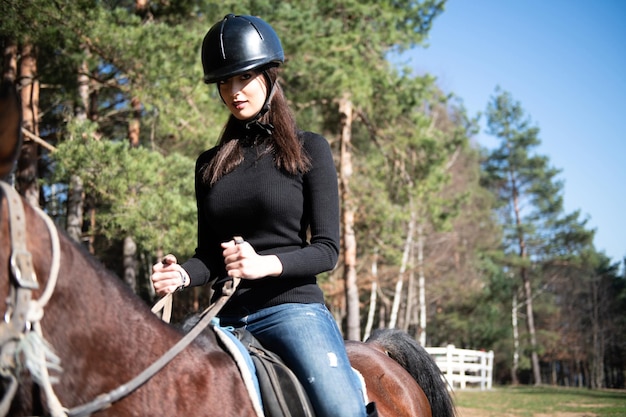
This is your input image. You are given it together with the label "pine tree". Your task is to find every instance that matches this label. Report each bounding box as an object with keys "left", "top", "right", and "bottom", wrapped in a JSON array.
[{"left": 482, "top": 87, "right": 594, "bottom": 385}]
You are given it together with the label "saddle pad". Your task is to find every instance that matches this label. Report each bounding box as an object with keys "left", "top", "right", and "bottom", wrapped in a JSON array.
[
  {"left": 352, "top": 366, "right": 370, "bottom": 405},
  {"left": 211, "top": 321, "right": 265, "bottom": 417}
]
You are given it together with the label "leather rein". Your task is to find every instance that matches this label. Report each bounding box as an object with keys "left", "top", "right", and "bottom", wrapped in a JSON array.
[{"left": 0, "top": 182, "right": 239, "bottom": 416}]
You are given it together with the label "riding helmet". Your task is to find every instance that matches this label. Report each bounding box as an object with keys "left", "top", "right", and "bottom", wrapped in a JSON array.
[{"left": 201, "top": 14, "right": 284, "bottom": 84}]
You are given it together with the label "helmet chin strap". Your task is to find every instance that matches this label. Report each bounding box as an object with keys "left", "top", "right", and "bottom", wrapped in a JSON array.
[{"left": 243, "top": 71, "right": 276, "bottom": 135}]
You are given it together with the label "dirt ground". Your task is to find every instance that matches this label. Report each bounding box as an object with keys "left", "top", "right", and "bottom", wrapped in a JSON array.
[{"left": 456, "top": 407, "right": 597, "bottom": 417}]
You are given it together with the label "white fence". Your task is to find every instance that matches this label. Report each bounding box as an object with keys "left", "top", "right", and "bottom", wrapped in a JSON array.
[{"left": 425, "top": 345, "right": 494, "bottom": 390}]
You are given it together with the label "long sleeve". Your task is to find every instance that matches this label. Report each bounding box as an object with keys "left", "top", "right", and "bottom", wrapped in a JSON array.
[
  {"left": 274, "top": 131, "right": 339, "bottom": 276},
  {"left": 181, "top": 148, "right": 219, "bottom": 287}
]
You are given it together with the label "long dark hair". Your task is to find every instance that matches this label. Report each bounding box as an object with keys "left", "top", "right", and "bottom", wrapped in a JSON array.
[{"left": 202, "top": 67, "right": 311, "bottom": 186}]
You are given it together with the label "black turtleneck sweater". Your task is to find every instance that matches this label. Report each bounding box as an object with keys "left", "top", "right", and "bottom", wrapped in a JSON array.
[{"left": 181, "top": 131, "right": 340, "bottom": 315}]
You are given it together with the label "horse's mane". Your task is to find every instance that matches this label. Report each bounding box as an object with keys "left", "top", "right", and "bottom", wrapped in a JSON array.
[{"left": 367, "top": 329, "right": 457, "bottom": 417}]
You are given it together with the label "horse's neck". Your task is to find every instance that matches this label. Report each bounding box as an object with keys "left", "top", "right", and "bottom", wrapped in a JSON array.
[
  {"left": 47, "top": 234, "right": 192, "bottom": 357},
  {"left": 37, "top": 232, "right": 224, "bottom": 406}
]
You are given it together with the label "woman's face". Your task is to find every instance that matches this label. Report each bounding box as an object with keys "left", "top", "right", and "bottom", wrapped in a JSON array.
[{"left": 218, "top": 71, "right": 268, "bottom": 120}]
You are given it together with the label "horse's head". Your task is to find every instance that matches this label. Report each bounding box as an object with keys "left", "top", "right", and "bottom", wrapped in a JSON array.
[{"left": 0, "top": 79, "right": 22, "bottom": 180}]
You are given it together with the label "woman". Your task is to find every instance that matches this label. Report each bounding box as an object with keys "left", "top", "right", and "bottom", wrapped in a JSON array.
[{"left": 151, "top": 14, "right": 375, "bottom": 417}]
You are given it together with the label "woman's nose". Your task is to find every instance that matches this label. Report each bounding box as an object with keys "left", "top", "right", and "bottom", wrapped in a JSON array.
[{"left": 227, "top": 80, "right": 243, "bottom": 96}]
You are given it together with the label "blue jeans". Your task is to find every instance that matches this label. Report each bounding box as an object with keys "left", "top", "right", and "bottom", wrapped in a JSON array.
[{"left": 220, "top": 303, "right": 367, "bottom": 417}]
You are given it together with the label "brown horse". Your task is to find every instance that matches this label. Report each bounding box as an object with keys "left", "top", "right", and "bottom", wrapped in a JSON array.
[{"left": 0, "top": 79, "right": 455, "bottom": 417}]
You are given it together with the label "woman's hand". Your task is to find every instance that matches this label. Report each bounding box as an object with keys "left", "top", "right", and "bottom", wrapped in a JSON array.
[
  {"left": 151, "top": 254, "right": 189, "bottom": 296},
  {"left": 221, "top": 237, "right": 283, "bottom": 280}
]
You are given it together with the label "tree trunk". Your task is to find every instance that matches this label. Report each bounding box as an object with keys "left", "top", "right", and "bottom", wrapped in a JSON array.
[
  {"left": 403, "top": 249, "right": 415, "bottom": 333},
  {"left": 77, "top": 52, "right": 90, "bottom": 117},
  {"left": 87, "top": 204, "right": 96, "bottom": 254},
  {"left": 123, "top": 235, "right": 138, "bottom": 293},
  {"left": 67, "top": 54, "right": 91, "bottom": 243},
  {"left": 389, "top": 211, "right": 415, "bottom": 329},
  {"left": 124, "top": 0, "right": 143, "bottom": 290},
  {"left": 67, "top": 174, "right": 84, "bottom": 243},
  {"left": 417, "top": 223, "right": 426, "bottom": 346},
  {"left": 338, "top": 94, "right": 360, "bottom": 340},
  {"left": 521, "top": 265, "right": 542, "bottom": 385},
  {"left": 511, "top": 290, "right": 520, "bottom": 385},
  {"left": 2, "top": 38, "right": 18, "bottom": 82},
  {"left": 129, "top": 97, "right": 141, "bottom": 148},
  {"left": 362, "top": 253, "right": 378, "bottom": 341},
  {"left": 508, "top": 147, "right": 541, "bottom": 385},
  {"left": 16, "top": 42, "right": 40, "bottom": 206},
  {"left": 123, "top": 101, "right": 141, "bottom": 292},
  {"left": 590, "top": 273, "right": 605, "bottom": 388},
  {"left": 2, "top": 39, "right": 18, "bottom": 184}
]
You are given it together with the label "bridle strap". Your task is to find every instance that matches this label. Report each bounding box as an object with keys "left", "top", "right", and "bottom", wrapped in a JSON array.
[
  {"left": 0, "top": 181, "right": 65, "bottom": 417},
  {"left": 1, "top": 182, "right": 38, "bottom": 291},
  {"left": 0, "top": 181, "right": 38, "bottom": 416}
]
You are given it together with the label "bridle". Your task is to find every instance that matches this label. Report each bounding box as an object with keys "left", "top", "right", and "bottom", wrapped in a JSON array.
[
  {"left": 0, "top": 181, "right": 240, "bottom": 416},
  {"left": 0, "top": 181, "right": 64, "bottom": 416}
]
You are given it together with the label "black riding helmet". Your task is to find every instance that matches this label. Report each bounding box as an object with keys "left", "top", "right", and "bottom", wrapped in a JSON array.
[
  {"left": 201, "top": 14, "right": 284, "bottom": 84},
  {"left": 202, "top": 14, "right": 284, "bottom": 133}
]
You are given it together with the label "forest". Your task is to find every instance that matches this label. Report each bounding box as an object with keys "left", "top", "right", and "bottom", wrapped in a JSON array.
[{"left": 1, "top": 0, "right": 624, "bottom": 389}]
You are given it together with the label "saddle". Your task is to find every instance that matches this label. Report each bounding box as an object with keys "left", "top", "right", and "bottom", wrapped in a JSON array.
[{"left": 212, "top": 323, "right": 315, "bottom": 417}]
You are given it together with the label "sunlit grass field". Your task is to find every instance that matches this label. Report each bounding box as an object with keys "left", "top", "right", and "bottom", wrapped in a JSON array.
[{"left": 453, "top": 386, "right": 626, "bottom": 417}]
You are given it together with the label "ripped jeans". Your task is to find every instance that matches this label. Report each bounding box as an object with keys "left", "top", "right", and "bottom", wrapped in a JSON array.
[{"left": 220, "top": 303, "right": 367, "bottom": 417}]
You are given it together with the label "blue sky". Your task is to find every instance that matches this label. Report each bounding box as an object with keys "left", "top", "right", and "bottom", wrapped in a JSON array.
[{"left": 398, "top": 0, "right": 625, "bottom": 266}]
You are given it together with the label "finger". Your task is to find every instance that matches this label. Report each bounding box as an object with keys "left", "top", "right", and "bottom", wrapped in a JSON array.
[
  {"left": 156, "top": 284, "right": 176, "bottom": 296},
  {"left": 222, "top": 240, "right": 235, "bottom": 249},
  {"left": 223, "top": 252, "right": 236, "bottom": 266},
  {"left": 162, "top": 253, "right": 178, "bottom": 266},
  {"left": 155, "top": 274, "right": 181, "bottom": 294},
  {"left": 221, "top": 236, "right": 244, "bottom": 249},
  {"left": 225, "top": 258, "right": 241, "bottom": 270},
  {"left": 222, "top": 240, "right": 243, "bottom": 259},
  {"left": 226, "top": 265, "right": 243, "bottom": 279}
]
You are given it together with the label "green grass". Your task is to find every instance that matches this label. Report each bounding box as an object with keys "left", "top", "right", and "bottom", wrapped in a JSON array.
[{"left": 452, "top": 386, "right": 626, "bottom": 417}]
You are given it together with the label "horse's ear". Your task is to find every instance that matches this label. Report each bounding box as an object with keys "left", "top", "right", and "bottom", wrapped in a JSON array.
[{"left": 0, "top": 79, "right": 22, "bottom": 180}]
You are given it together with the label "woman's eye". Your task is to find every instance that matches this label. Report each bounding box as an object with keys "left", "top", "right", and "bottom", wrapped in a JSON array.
[{"left": 241, "top": 73, "right": 252, "bottom": 80}]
